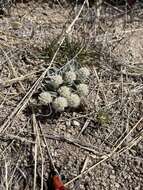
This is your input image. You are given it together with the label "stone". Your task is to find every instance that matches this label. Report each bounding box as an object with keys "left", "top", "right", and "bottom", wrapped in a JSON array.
[{"left": 72, "top": 120, "right": 80, "bottom": 127}]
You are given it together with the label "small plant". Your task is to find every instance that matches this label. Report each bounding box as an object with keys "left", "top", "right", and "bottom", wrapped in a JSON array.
[
  {"left": 58, "top": 86, "right": 71, "bottom": 98},
  {"left": 97, "top": 111, "right": 110, "bottom": 125},
  {"left": 67, "top": 93, "right": 81, "bottom": 108},
  {"left": 53, "top": 97, "right": 68, "bottom": 111},
  {"left": 51, "top": 75, "right": 63, "bottom": 88},
  {"left": 39, "top": 37, "right": 88, "bottom": 66},
  {"left": 64, "top": 71, "right": 76, "bottom": 84},
  {"left": 76, "top": 83, "right": 89, "bottom": 97},
  {"left": 38, "top": 91, "right": 53, "bottom": 104},
  {"left": 36, "top": 65, "right": 90, "bottom": 112}
]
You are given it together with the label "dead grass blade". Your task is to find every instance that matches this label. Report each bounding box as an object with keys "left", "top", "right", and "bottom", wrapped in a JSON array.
[
  {"left": 65, "top": 116, "right": 143, "bottom": 186},
  {"left": 0, "top": 0, "right": 87, "bottom": 135}
]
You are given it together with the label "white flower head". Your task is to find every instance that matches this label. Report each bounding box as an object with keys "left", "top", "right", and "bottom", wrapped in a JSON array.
[
  {"left": 77, "top": 67, "right": 90, "bottom": 81},
  {"left": 51, "top": 75, "right": 63, "bottom": 88},
  {"left": 38, "top": 91, "right": 53, "bottom": 104},
  {"left": 64, "top": 71, "right": 76, "bottom": 84},
  {"left": 77, "top": 83, "right": 89, "bottom": 97},
  {"left": 67, "top": 93, "right": 80, "bottom": 108},
  {"left": 58, "top": 86, "right": 71, "bottom": 98},
  {"left": 53, "top": 97, "right": 68, "bottom": 111}
]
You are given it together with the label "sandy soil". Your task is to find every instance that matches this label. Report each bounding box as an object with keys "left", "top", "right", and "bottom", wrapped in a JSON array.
[{"left": 0, "top": 1, "right": 143, "bottom": 190}]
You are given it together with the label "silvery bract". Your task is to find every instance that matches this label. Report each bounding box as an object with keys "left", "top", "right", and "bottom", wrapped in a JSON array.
[
  {"left": 51, "top": 75, "right": 63, "bottom": 88},
  {"left": 67, "top": 93, "right": 80, "bottom": 108},
  {"left": 38, "top": 66, "right": 90, "bottom": 111},
  {"left": 53, "top": 97, "right": 68, "bottom": 111},
  {"left": 77, "top": 67, "right": 90, "bottom": 81},
  {"left": 58, "top": 86, "right": 71, "bottom": 98},
  {"left": 38, "top": 92, "right": 53, "bottom": 104},
  {"left": 77, "top": 83, "right": 89, "bottom": 96},
  {"left": 64, "top": 71, "right": 76, "bottom": 84}
]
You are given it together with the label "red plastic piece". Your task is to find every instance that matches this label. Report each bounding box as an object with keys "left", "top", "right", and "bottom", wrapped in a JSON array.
[{"left": 53, "top": 175, "right": 66, "bottom": 190}]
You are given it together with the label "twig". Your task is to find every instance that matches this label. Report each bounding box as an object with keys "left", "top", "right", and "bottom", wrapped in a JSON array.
[
  {"left": 0, "top": 123, "right": 28, "bottom": 159},
  {"left": 32, "top": 109, "right": 44, "bottom": 190},
  {"left": 118, "top": 130, "right": 143, "bottom": 155},
  {"left": 5, "top": 161, "right": 8, "bottom": 190},
  {"left": 44, "top": 133, "right": 101, "bottom": 156},
  {"left": 1, "top": 70, "right": 43, "bottom": 86},
  {"left": 77, "top": 119, "right": 90, "bottom": 139},
  {"left": 32, "top": 111, "right": 38, "bottom": 190},
  {"left": 80, "top": 156, "right": 89, "bottom": 173},
  {"left": 65, "top": 155, "right": 109, "bottom": 186},
  {"left": 110, "top": 117, "right": 143, "bottom": 154},
  {"left": 8, "top": 156, "right": 21, "bottom": 187},
  {"left": 65, "top": 117, "right": 143, "bottom": 186},
  {"left": 38, "top": 121, "right": 59, "bottom": 175},
  {"left": 93, "top": 67, "right": 108, "bottom": 105},
  {"left": 2, "top": 134, "right": 35, "bottom": 144},
  {"left": 104, "top": 1, "right": 124, "bottom": 13},
  {"left": 0, "top": 47, "right": 25, "bottom": 93},
  {"left": 0, "top": 0, "right": 86, "bottom": 134}
]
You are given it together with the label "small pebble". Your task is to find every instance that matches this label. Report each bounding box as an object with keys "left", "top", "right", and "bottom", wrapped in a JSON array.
[
  {"left": 115, "top": 183, "right": 120, "bottom": 188},
  {"left": 65, "top": 120, "right": 71, "bottom": 127},
  {"left": 135, "top": 185, "right": 141, "bottom": 190},
  {"left": 72, "top": 120, "right": 80, "bottom": 127}
]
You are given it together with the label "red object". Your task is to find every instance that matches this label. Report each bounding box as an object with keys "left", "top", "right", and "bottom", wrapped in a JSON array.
[{"left": 53, "top": 175, "right": 66, "bottom": 190}]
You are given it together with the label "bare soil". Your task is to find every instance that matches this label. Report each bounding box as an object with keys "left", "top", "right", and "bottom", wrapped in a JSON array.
[{"left": 0, "top": 1, "right": 143, "bottom": 190}]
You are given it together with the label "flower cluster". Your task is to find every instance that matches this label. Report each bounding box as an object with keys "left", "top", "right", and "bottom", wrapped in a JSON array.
[{"left": 38, "top": 67, "right": 90, "bottom": 112}]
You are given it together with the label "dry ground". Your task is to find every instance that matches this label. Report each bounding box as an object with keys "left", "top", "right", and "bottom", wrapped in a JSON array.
[{"left": 0, "top": 1, "right": 143, "bottom": 190}]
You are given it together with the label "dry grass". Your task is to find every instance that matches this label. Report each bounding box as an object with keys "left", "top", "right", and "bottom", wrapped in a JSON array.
[{"left": 0, "top": 1, "right": 143, "bottom": 189}]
